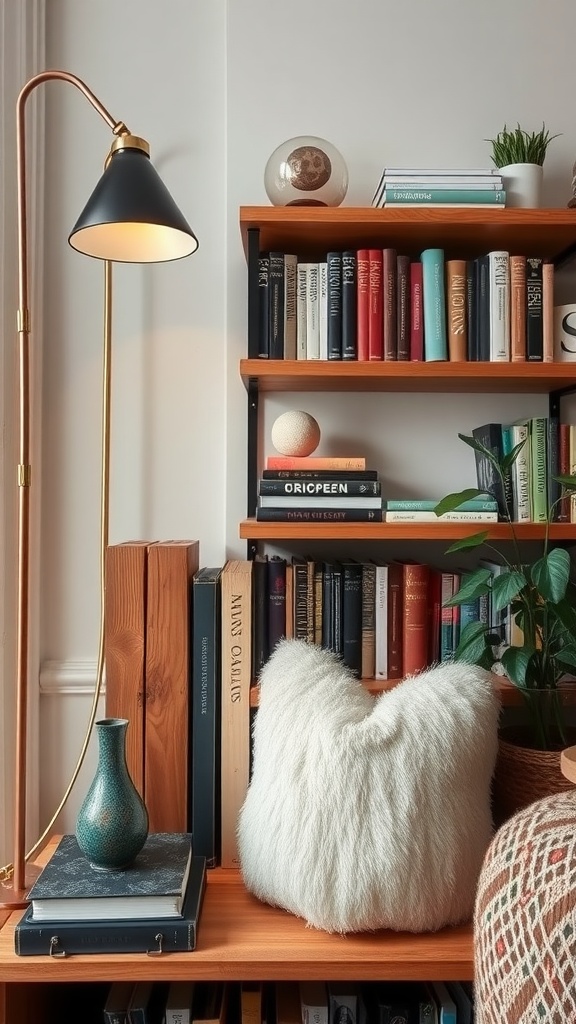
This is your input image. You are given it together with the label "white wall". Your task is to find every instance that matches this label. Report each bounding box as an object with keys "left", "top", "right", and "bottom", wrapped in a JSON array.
[{"left": 38, "top": 0, "right": 576, "bottom": 832}]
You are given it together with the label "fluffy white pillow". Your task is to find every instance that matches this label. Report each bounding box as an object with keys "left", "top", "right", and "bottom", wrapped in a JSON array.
[{"left": 238, "top": 638, "right": 499, "bottom": 934}]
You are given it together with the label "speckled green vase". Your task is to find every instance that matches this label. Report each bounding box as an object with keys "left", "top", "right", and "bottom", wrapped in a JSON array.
[{"left": 76, "top": 718, "right": 149, "bottom": 871}]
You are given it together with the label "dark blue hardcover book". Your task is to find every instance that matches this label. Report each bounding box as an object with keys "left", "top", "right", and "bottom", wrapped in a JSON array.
[
  {"left": 251, "top": 554, "right": 269, "bottom": 676},
  {"left": 341, "top": 251, "right": 357, "bottom": 360},
  {"left": 526, "top": 256, "right": 543, "bottom": 361},
  {"left": 268, "top": 251, "right": 285, "bottom": 359},
  {"left": 327, "top": 251, "right": 342, "bottom": 359},
  {"left": 192, "top": 567, "right": 223, "bottom": 867},
  {"left": 267, "top": 555, "right": 286, "bottom": 655},
  {"left": 341, "top": 560, "right": 362, "bottom": 676},
  {"left": 14, "top": 856, "right": 206, "bottom": 956},
  {"left": 476, "top": 253, "right": 490, "bottom": 361},
  {"left": 472, "top": 421, "right": 512, "bottom": 519},
  {"left": 258, "top": 253, "right": 270, "bottom": 358},
  {"left": 26, "top": 833, "right": 193, "bottom": 921}
]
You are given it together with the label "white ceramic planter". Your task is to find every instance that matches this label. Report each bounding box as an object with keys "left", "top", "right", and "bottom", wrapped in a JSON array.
[{"left": 499, "top": 162, "right": 543, "bottom": 208}]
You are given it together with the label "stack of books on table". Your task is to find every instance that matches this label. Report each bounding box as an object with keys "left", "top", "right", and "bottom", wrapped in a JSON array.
[
  {"left": 257, "top": 456, "right": 383, "bottom": 522},
  {"left": 14, "top": 832, "right": 206, "bottom": 956},
  {"left": 372, "top": 167, "right": 506, "bottom": 208},
  {"left": 383, "top": 496, "right": 499, "bottom": 523}
]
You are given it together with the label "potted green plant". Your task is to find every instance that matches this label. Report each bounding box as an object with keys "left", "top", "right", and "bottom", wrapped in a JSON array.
[
  {"left": 486, "top": 122, "right": 561, "bottom": 208},
  {"left": 435, "top": 432, "right": 576, "bottom": 818}
]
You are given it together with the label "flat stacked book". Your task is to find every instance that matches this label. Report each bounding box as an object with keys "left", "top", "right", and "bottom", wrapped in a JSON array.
[
  {"left": 257, "top": 457, "right": 383, "bottom": 522},
  {"left": 384, "top": 496, "right": 498, "bottom": 522},
  {"left": 372, "top": 167, "right": 506, "bottom": 208},
  {"left": 15, "top": 833, "right": 207, "bottom": 956}
]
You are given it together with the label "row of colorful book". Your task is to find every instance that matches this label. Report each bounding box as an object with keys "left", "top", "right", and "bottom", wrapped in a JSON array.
[
  {"left": 15, "top": 832, "right": 206, "bottom": 956},
  {"left": 96, "top": 977, "right": 473, "bottom": 1024},
  {"left": 255, "top": 248, "right": 554, "bottom": 363},
  {"left": 372, "top": 164, "right": 505, "bottom": 208}
]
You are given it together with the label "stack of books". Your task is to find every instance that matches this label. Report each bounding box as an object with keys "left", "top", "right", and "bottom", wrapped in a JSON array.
[
  {"left": 372, "top": 166, "right": 506, "bottom": 208},
  {"left": 14, "top": 832, "right": 206, "bottom": 956},
  {"left": 256, "top": 456, "right": 383, "bottom": 522}
]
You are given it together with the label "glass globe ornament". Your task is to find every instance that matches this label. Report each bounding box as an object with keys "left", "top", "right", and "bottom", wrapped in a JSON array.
[{"left": 264, "top": 136, "right": 348, "bottom": 207}]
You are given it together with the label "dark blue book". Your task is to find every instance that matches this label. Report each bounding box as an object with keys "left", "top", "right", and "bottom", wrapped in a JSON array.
[
  {"left": 268, "top": 251, "right": 285, "bottom": 359},
  {"left": 341, "top": 560, "right": 362, "bottom": 676},
  {"left": 192, "top": 566, "right": 223, "bottom": 867},
  {"left": 341, "top": 251, "right": 357, "bottom": 360},
  {"left": 258, "top": 253, "right": 270, "bottom": 358},
  {"left": 267, "top": 555, "right": 286, "bottom": 655},
  {"left": 15, "top": 855, "right": 206, "bottom": 956},
  {"left": 526, "top": 256, "right": 544, "bottom": 361},
  {"left": 326, "top": 251, "right": 342, "bottom": 359},
  {"left": 25, "top": 833, "right": 193, "bottom": 922}
]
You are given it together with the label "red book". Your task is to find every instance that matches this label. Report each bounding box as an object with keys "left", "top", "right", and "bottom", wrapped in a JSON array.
[
  {"left": 558, "top": 422, "right": 571, "bottom": 522},
  {"left": 410, "top": 261, "right": 424, "bottom": 360},
  {"left": 400, "top": 561, "right": 430, "bottom": 677},
  {"left": 356, "top": 249, "right": 370, "bottom": 361},
  {"left": 383, "top": 248, "right": 397, "bottom": 360},
  {"left": 396, "top": 255, "right": 411, "bottom": 361},
  {"left": 368, "top": 249, "right": 383, "bottom": 360}
]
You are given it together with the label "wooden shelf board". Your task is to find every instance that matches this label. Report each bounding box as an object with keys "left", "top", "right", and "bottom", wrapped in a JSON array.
[
  {"left": 240, "top": 518, "right": 576, "bottom": 542},
  {"left": 0, "top": 869, "right": 472, "bottom": 982},
  {"left": 239, "top": 206, "right": 576, "bottom": 262},
  {"left": 250, "top": 674, "right": 544, "bottom": 708},
  {"left": 240, "top": 359, "right": 576, "bottom": 394}
]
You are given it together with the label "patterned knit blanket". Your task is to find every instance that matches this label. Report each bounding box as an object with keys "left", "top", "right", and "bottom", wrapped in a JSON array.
[{"left": 475, "top": 790, "right": 576, "bottom": 1022}]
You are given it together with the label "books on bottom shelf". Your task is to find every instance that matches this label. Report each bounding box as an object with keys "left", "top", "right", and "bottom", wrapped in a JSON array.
[
  {"left": 14, "top": 838, "right": 206, "bottom": 956},
  {"left": 103, "top": 980, "right": 226, "bottom": 1024}
]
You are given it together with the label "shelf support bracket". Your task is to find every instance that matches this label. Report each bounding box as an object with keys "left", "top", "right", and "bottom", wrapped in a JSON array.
[{"left": 247, "top": 378, "right": 259, "bottom": 559}]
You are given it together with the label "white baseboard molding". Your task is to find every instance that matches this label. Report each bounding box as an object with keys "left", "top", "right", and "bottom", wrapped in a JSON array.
[{"left": 40, "top": 660, "right": 104, "bottom": 696}]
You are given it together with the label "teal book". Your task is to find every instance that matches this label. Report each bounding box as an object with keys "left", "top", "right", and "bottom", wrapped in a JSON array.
[
  {"left": 384, "top": 187, "right": 506, "bottom": 204},
  {"left": 421, "top": 248, "right": 447, "bottom": 360},
  {"left": 26, "top": 833, "right": 193, "bottom": 921},
  {"left": 385, "top": 497, "right": 497, "bottom": 511}
]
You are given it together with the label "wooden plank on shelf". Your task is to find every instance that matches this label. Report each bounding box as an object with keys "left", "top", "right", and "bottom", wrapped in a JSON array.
[
  {"left": 145, "top": 540, "right": 199, "bottom": 832},
  {"left": 239, "top": 518, "right": 576, "bottom": 542},
  {"left": 104, "top": 541, "right": 149, "bottom": 798}
]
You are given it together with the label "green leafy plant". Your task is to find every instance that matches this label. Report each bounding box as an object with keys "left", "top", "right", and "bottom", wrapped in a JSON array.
[
  {"left": 486, "top": 123, "right": 561, "bottom": 167},
  {"left": 435, "top": 432, "right": 576, "bottom": 750}
]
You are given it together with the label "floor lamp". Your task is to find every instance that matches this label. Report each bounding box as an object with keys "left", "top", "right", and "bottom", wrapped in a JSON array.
[{"left": 0, "top": 70, "right": 198, "bottom": 909}]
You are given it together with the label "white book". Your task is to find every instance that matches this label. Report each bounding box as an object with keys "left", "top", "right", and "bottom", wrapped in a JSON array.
[
  {"left": 165, "top": 981, "right": 195, "bottom": 1024},
  {"left": 305, "top": 263, "right": 320, "bottom": 359},
  {"left": 259, "top": 495, "right": 381, "bottom": 509},
  {"left": 489, "top": 251, "right": 510, "bottom": 361},
  {"left": 283, "top": 254, "right": 297, "bottom": 360},
  {"left": 384, "top": 510, "right": 498, "bottom": 522},
  {"left": 319, "top": 261, "right": 328, "bottom": 359},
  {"left": 382, "top": 175, "right": 503, "bottom": 187},
  {"left": 374, "top": 563, "right": 389, "bottom": 680},
  {"left": 296, "top": 263, "right": 307, "bottom": 359}
]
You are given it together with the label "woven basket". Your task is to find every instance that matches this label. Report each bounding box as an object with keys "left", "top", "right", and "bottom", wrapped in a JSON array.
[{"left": 493, "top": 729, "right": 575, "bottom": 825}]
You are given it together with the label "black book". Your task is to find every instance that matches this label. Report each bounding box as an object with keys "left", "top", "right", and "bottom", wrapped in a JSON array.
[
  {"left": 396, "top": 254, "right": 411, "bottom": 361},
  {"left": 103, "top": 981, "right": 135, "bottom": 1024},
  {"left": 258, "top": 479, "right": 381, "bottom": 497},
  {"left": 341, "top": 251, "right": 357, "bottom": 360},
  {"left": 268, "top": 251, "right": 285, "bottom": 359},
  {"left": 341, "top": 560, "right": 362, "bottom": 676},
  {"left": 291, "top": 556, "right": 308, "bottom": 641},
  {"left": 333, "top": 562, "right": 343, "bottom": 656},
  {"left": 258, "top": 253, "right": 270, "bottom": 358},
  {"left": 267, "top": 555, "right": 286, "bottom": 655},
  {"left": 256, "top": 508, "right": 383, "bottom": 522},
  {"left": 322, "top": 562, "right": 335, "bottom": 651},
  {"left": 472, "top": 422, "right": 512, "bottom": 519},
  {"left": 326, "top": 251, "right": 342, "bottom": 359},
  {"left": 476, "top": 253, "right": 490, "bottom": 361},
  {"left": 526, "top": 256, "right": 543, "bottom": 361},
  {"left": 251, "top": 553, "right": 269, "bottom": 676},
  {"left": 192, "top": 567, "right": 223, "bottom": 867},
  {"left": 14, "top": 856, "right": 206, "bottom": 956}
]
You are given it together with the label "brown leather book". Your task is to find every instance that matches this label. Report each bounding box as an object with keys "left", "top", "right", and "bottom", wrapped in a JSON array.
[
  {"left": 446, "top": 259, "right": 467, "bottom": 361},
  {"left": 510, "top": 255, "right": 527, "bottom": 362},
  {"left": 400, "top": 561, "right": 430, "bottom": 677}
]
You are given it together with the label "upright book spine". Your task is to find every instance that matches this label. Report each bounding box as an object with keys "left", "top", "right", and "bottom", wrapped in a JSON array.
[
  {"left": 526, "top": 257, "right": 543, "bottom": 361},
  {"left": 268, "top": 252, "right": 285, "bottom": 359},
  {"left": 509, "top": 255, "right": 526, "bottom": 362},
  {"left": 396, "top": 255, "right": 410, "bottom": 360},
  {"left": 356, "top": 249, "right": 370, "bottom": 361},
  {"left": 257, "top": 254, "right": 269, "bottom": 358},
  {"left": 383, "top": 248, "right": 397, "bottom": 360},
  {"left": 410, "top": 261, "right": 423, "bottom": 361},
  {"left": 421, "top": 248, "right": 447, "bottom": 361},
  {"left": 488, "top": 250, "right": 510, "bottom": 361},
  {"left": 368, "top": 249, "right": 383, "bottom": 360},
  {"left": 192, "top": 567, "right": 223, "bottom": 867},
  {"left": 326, "top": 252, "right": 342, "bottom": 360},
  {"left": 305, "top": 263, "right": 320, "bottom": 359},
  {"left": 341, "top": 251, "right": 357, "bottom": 360},
  {"left": 446, "top": 259, "right": 467, "bottom": 361},
  {"left": 283, "top": 254, "right": 297, "bottom": 360}
]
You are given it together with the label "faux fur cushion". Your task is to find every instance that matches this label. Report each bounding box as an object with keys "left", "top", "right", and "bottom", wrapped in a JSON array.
[{"left": 238, "top": 639, "right": 499, "bottom": 934}]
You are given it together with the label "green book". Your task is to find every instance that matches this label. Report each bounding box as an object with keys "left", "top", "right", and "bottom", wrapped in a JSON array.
[
  {"left": 529, "top": 416, "right": 548, "bottom": 522},
  {"left": 384, "top": 187, "right": 506, "bottom": 204},
  {"left": 385, "top": 498, "right": 497, "bottom": 512}
]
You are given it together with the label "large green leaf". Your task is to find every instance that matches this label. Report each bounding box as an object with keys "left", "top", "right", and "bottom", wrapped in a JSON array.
[
  {"left": 433, "top": 489, "right": 486, "bottom": 517},
  {"left": 444, "top": 531, "right": 490, "bottom": 554},
  {"left": 530, "top": 548, "right": 570, "bottom": 603},
  {"left": 442, "top": 569, "right": 491, "bottom": 606},
  {"left": 501, "top": 438, "right": 527, "bottom": 472},
  {"left": 553, "top": 473, "right": 576, "bottom": 491},
  {"left": 453, "top": 620, "right": 490, "bottom": 662},
  {"left": 457, "top": 433, "right": 499, "bottom": 469},
  {"left": 491, "top": 570, "right": 527, "bottom": 612},
  {"left": 500, "top": 645, "right": 534, "bottom": 687}
]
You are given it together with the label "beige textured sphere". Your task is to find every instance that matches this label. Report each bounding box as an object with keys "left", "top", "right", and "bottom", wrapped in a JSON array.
[{"left": 271, "top": 411, "right": 321, "bottom": 457}]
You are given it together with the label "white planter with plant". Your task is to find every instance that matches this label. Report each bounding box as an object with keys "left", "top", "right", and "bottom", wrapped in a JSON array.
[{"left": 486, "top": 123, "right": 560, "bottom": 208}]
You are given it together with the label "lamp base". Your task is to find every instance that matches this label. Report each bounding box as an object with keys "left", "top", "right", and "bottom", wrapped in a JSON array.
[{"left": 0, "top": 863, "right": 41, "bottom": 910}]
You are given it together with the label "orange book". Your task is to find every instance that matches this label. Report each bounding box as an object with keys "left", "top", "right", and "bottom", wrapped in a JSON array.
[
  {"left": 509, "top": 255, "right": 527, "bottom": 362},
  {"left": 446, "top": 259, "right": 467, "bottom": 361},
  {"left": 145, "top": 540, "right": 199, "bottom": 832},
  {"left": 400, "top": 561, "right": 430, "bottom": 677},
  {"left": 266, "top": 456, "right": 366, "bottom": 470},
  {"left": 104, "top": 541, "right": 148, "bottom": 798}
]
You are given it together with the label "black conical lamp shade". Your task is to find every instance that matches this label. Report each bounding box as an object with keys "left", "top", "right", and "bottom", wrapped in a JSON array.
[{"left": 69, "top": 145, "right": 198, "bottom": 263}]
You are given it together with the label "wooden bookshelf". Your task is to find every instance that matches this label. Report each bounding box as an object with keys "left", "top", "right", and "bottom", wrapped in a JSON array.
[
  {"left": 240, "top": 358, "right": 576, "bottom": 394},
  {"left": 240, "top": 517, "right": 576, "bottom": 542}
]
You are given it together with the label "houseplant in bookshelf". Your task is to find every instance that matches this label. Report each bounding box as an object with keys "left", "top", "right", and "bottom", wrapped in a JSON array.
[
  {"left": 435, "top": 431, "right": 576, "bottom": 822},
  {"left": 485, "top": 122, "right": 560, "bottom": 208}
]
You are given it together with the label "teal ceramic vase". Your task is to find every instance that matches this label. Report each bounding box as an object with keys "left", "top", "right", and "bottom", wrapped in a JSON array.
[{"left": 76, "top": 718, "right": 149, "bottom": 870}]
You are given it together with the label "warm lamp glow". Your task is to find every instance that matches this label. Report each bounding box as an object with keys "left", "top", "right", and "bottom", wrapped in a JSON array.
[{"left": 70, "top": 222, "right": 198, "bottom": 263}]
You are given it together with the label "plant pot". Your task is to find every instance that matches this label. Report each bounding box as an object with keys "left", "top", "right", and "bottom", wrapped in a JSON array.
[
  {"left": 493, "top": 724, "right": 576, "bottom": 826},
  {"left": 499, "top": 162, "right": 543, "bottom": 208}
]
